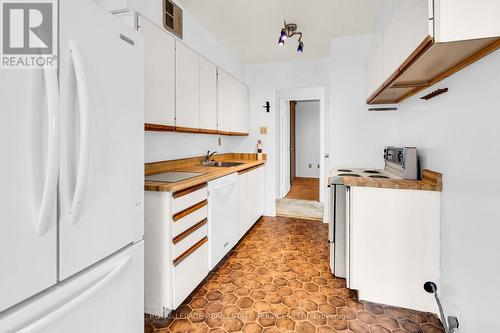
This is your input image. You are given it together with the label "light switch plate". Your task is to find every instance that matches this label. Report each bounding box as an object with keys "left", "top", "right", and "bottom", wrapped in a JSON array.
[{"left": 260, "top": 127, "right": 268, "bottom": 134}]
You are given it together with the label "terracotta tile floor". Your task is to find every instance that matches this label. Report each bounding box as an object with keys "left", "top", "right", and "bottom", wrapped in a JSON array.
[{"left": 145, "top": 216, "right": 445, "bottom": 333}]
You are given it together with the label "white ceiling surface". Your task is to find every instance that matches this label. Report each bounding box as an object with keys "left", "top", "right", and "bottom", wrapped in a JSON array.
[{"left": 179, "top": 0, "right": 385, "bottom": 64}]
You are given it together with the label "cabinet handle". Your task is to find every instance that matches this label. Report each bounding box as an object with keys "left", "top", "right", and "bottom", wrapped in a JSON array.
[
  {"left": 173, "top": 219, "right": 207, "bottom": 244},
  {"left": 173, "top": 237, "right": 208, "bottom": 266}
]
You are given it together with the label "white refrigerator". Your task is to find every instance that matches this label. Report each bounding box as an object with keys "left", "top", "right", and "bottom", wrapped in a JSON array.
[{"left": 0, "top": 1, "right": 144, "bottom": 332}]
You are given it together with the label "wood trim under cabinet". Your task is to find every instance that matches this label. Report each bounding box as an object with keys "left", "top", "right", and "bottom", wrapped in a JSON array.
[
  {"left": 173, "top": 183, "right": 207, "bottom": 199},
  {"left": 176, "top": 126, "right": 200, "bottom": 133},
  {"left": 238, "top": 164, "right": 264, "bottom": 175},
  {"left": 173, "top": 236, "right": 208, "bottom": 266},
  {"left": 172, "top": 218, "right": 207, "bottom": 245},
  {"left": 217, "top": 130, "right": 231, "bottom": 136},
  {"left": 230, "top": 131, "right": 250, "bottom": 136},
  {"left": 199, "top": 129, "right": 218, "bottom": 135},
  {"left": 145, "top": 123, "right": 175, "bottom": 132},
  {"left": 172, "top": 199, "right": 208, "bottom": 221}
]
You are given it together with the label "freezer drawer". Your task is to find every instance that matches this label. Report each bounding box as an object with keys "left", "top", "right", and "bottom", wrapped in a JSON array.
[{"left": 0, "top": 242, "right": 144, "bottom": 333}]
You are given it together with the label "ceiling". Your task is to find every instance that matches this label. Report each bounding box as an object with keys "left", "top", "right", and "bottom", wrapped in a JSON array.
[{"left": 180, "top": 0, "right": 385, "bottom": 64}]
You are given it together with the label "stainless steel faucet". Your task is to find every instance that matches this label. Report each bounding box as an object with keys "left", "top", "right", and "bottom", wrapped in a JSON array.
[{"left": 205, "top": 150, "right": 217, "bottom": 162}]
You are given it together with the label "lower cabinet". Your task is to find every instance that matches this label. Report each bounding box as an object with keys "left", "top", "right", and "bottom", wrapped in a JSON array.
[
  {"left": 144, "top": 184, "right": 209, "bottom": 315},
  {"left": 144, "top": 165, "right": 265, "bottom": 315},
  {"left": 238, "top": 166, "right": 265, "bottom": 238}
]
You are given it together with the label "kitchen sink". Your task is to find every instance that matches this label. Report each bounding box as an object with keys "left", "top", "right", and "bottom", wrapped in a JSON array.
[{"left": 202, "top": 161, "right": 244, "bottom": 167}]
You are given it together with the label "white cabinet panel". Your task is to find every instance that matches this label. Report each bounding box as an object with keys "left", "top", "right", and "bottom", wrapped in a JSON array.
[
  {"left": 217, "top": 69, "right": 232, "bottom": 133},
  {"left": 92, "top": 0, "right": 127, "bottom": 12},
  {"left": 233, "top": 81, "right": 249, "bottom": 134},
  {"left": 238, "top": 172, "right": 250, "bottom": 239},
  {"left": 140, "top": 16, "right": 175, "bottom": 126},
  {"left": 370, "top": 40, "right": 384, "bottom": 95},
  {"left": 199, "top": 57, "right": 218, "bottom": 131},
  {"left": 435, "top": 0, "right": 500, "bottom": 42},
  {"left": 383, "top": 9, "right": 401, "bottom": 80},
  {"left": 238, "top": 166, "right": 265, "bottom": 239},
  {"left": 399, "top": 0, "right": 432, "bottom": 61},
  {"left": 175, "top": 42, "right": 200, "bottom": 129}
]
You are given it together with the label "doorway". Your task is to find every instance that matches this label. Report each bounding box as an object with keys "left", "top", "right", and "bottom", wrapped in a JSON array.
[
  {"left": 275, "top": 87, "right": 327, "bottom": 222},
  {"left": 285, "top": 100, "right": 320, "bottom": 202}
]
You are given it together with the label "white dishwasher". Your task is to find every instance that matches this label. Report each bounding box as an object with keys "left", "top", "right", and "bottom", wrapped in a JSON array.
[{"left": 208, "top": 173, "right": 238, "bottom": 270}]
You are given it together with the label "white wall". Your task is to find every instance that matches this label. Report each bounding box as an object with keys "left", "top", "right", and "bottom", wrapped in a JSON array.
[
  {"left": 394, "top": 51, "right": 500, "bottom": 333},
  {"left": 238, "top": 34, "right": 398, "bottom": 216},
  {"left": 295, "top": 100, "right": 320, "bottom": 178}
]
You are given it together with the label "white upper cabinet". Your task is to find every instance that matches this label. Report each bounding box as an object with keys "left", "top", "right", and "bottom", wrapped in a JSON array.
[
  {"left": 199, "top": 57, "right": 218, "bottom": 132},
  {"left": 232, "top": 80, "right": 249, "bottom": 134},
  {"left": 434, "top": 0, "right": 500, "bottom": 42},
  {"left": 140, "top": 16, "right": 175, "bottom": 126},
  {"left": 217, "top": 69, "right": 233, "bottom": 134},
  {"left": 366, "top": 40, "right": 384, "bottom": 98},
  {"left": 175, "top": 42, "right": 200, "bottom": 130},
  {"left": 92, "top": 0, "right": 127, "bottom": 12},
  {"left": 399, "top": 0, "right": 433, "bottom": 61},
  {"left": 383, "top": 9, "right": 401, "bottom": 80}
]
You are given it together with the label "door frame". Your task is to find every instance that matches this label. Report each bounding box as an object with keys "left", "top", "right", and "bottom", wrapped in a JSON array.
[
  {"left": 290, "top": 101, "right": 297, "bottom": 182},
  {"left": 275, "top": 87, "right": 328, "bottom": 222}
]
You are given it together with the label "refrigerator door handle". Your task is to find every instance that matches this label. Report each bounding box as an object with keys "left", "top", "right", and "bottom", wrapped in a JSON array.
[
  {"left": 17, "top": 256, "right": 131, "bottom": 333},
  {"left": 68, "top": 40, "right": 91, "bottom": 224},
  {"left": 36, "top": 68, "right": 60, "bottom": 235}
]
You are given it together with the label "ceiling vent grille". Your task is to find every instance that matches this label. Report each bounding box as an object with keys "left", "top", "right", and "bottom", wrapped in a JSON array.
[{"left": 163, "top": 0, "right": 183, "bottom": 39}]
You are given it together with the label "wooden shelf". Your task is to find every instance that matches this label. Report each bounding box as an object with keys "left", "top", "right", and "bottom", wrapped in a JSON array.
[
  {"left": 144, "top": 123, "right": 248, "bottom": 136},
  {"left": 367, "top": 36, "right": 500, "bottom": 104}
]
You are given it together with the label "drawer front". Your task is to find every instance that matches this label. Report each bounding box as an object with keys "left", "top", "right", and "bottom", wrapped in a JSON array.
[
  {"left": 172, "top": 238, "right": 209, "bottom": 308},
  {"left": 173, "top": 202, "right": 208, "bottom": 238},
  {"left": 172, "top": 185, "right": 208, "bottom": 214},
  {"left": 173, "top": 222, "right": 208, "bottom": 258}
]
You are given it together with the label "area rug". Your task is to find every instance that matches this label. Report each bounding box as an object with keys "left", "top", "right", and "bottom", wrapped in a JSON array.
[{"left": 276, "top": 198, "right": 324, "bottom": 221}]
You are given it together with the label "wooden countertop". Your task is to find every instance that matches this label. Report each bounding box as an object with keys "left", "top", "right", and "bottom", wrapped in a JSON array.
[
  {"left": 333, "top": 169, "right": 443, "bottom": 192},
  {"left": 145, "top": 153, "right": 266, "bottom": 193}
]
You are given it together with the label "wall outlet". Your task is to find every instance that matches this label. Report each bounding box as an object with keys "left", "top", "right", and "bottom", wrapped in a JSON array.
[
  {"left": 260, "top": 127, "right": 268, "bottom": 134},
  {"left": 218, "top": 137, "right": 222, "bottom": 146}
]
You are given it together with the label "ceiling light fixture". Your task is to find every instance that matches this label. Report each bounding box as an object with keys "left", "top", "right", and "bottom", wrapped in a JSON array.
[{"left": 277, "top": 21, "right": 304, "bottom": 53}]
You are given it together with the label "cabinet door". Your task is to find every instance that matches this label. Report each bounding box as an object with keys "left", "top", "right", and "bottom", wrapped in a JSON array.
[
  {"left": 371, "top": 41, "right": 384, "bottom": 93},
  {"left": 383, "top": 9, "right": 401, "bottom": 80},
  {"left": 399, "top": 0, "right": 432, "bottom": 61},
  {"left": 233, "top": 81, "right": 249, "bottom": 134},
  {"left": 175, "top": 42, "right": 200, "bottom": 130},
  {"left": 217, "top": 69, "right": 232, "bottom": 134},
  {"left": 199, "top": 57, "right": 217, "bottom": 131},
  {"left": 238, "top": 172, "right": 250, "bottom": 238},
  {"left": 255, "top": 166, "right": 265, "bottom": 218},
  {"left": 140, "top": 16, "right": 175, "bottom": 126}
]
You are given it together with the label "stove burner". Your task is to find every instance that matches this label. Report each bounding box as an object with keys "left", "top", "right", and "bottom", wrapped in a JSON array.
[
  {"left": 364, "top": 170, "right": 381, "bottom": 174},
  {"left": 369, "top": 175, "right": 389, "bottom": 179},
  {"left": 337, "top": 169, "right": 352, "bottom": 172},
  {"left": 338, "top": 173, "right": 361, "bottom": 177}
]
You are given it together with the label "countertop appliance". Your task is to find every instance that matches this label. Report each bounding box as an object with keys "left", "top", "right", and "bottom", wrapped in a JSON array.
[
  {"left": 0, "top": 1, "right": 144, "bottom": 332},
  {"left": 328, "top": 147, "right": 418, "bottom": 278},
  {"left": 208, "top": 173, "right": 239, "bottom": 270}
]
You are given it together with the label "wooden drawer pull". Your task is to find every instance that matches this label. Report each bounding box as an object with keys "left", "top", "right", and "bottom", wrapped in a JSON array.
[
  {"left": 173, "top": 183, "right": 207, "bottom": 199},
  {"left": 172, "top": 218, "right": 207, "bottom": 245},
  {"left": 173, "top": 236, "right": 208, "bottom": 266},
  {"left": 172, "top": 199, "right": 208, "bottom": 221}
]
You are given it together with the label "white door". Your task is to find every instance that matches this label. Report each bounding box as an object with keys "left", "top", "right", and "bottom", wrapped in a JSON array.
[
  {"left": 58, "top": 0, "right": 144, "bottom": 280},
  {"left": 199, "top": 57, "right": 217, "bottom": 131},
  {"left": 140, "top": 16, "right": 175, "bottom": 127},
  {"left": 281, "top": 101, "right": 291, "bottom": 197},
  {"left": 175, "top": 42, "right": 200, "bottom": 130},
  {"left": 0, "top": 242, "right": 144, "bottom": 333},
  {"left": 0, "top": 69, "right": 58, "bottom": 312},
  {"left": 216, "top": 69, "right": 232, "bottom": 133}
]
